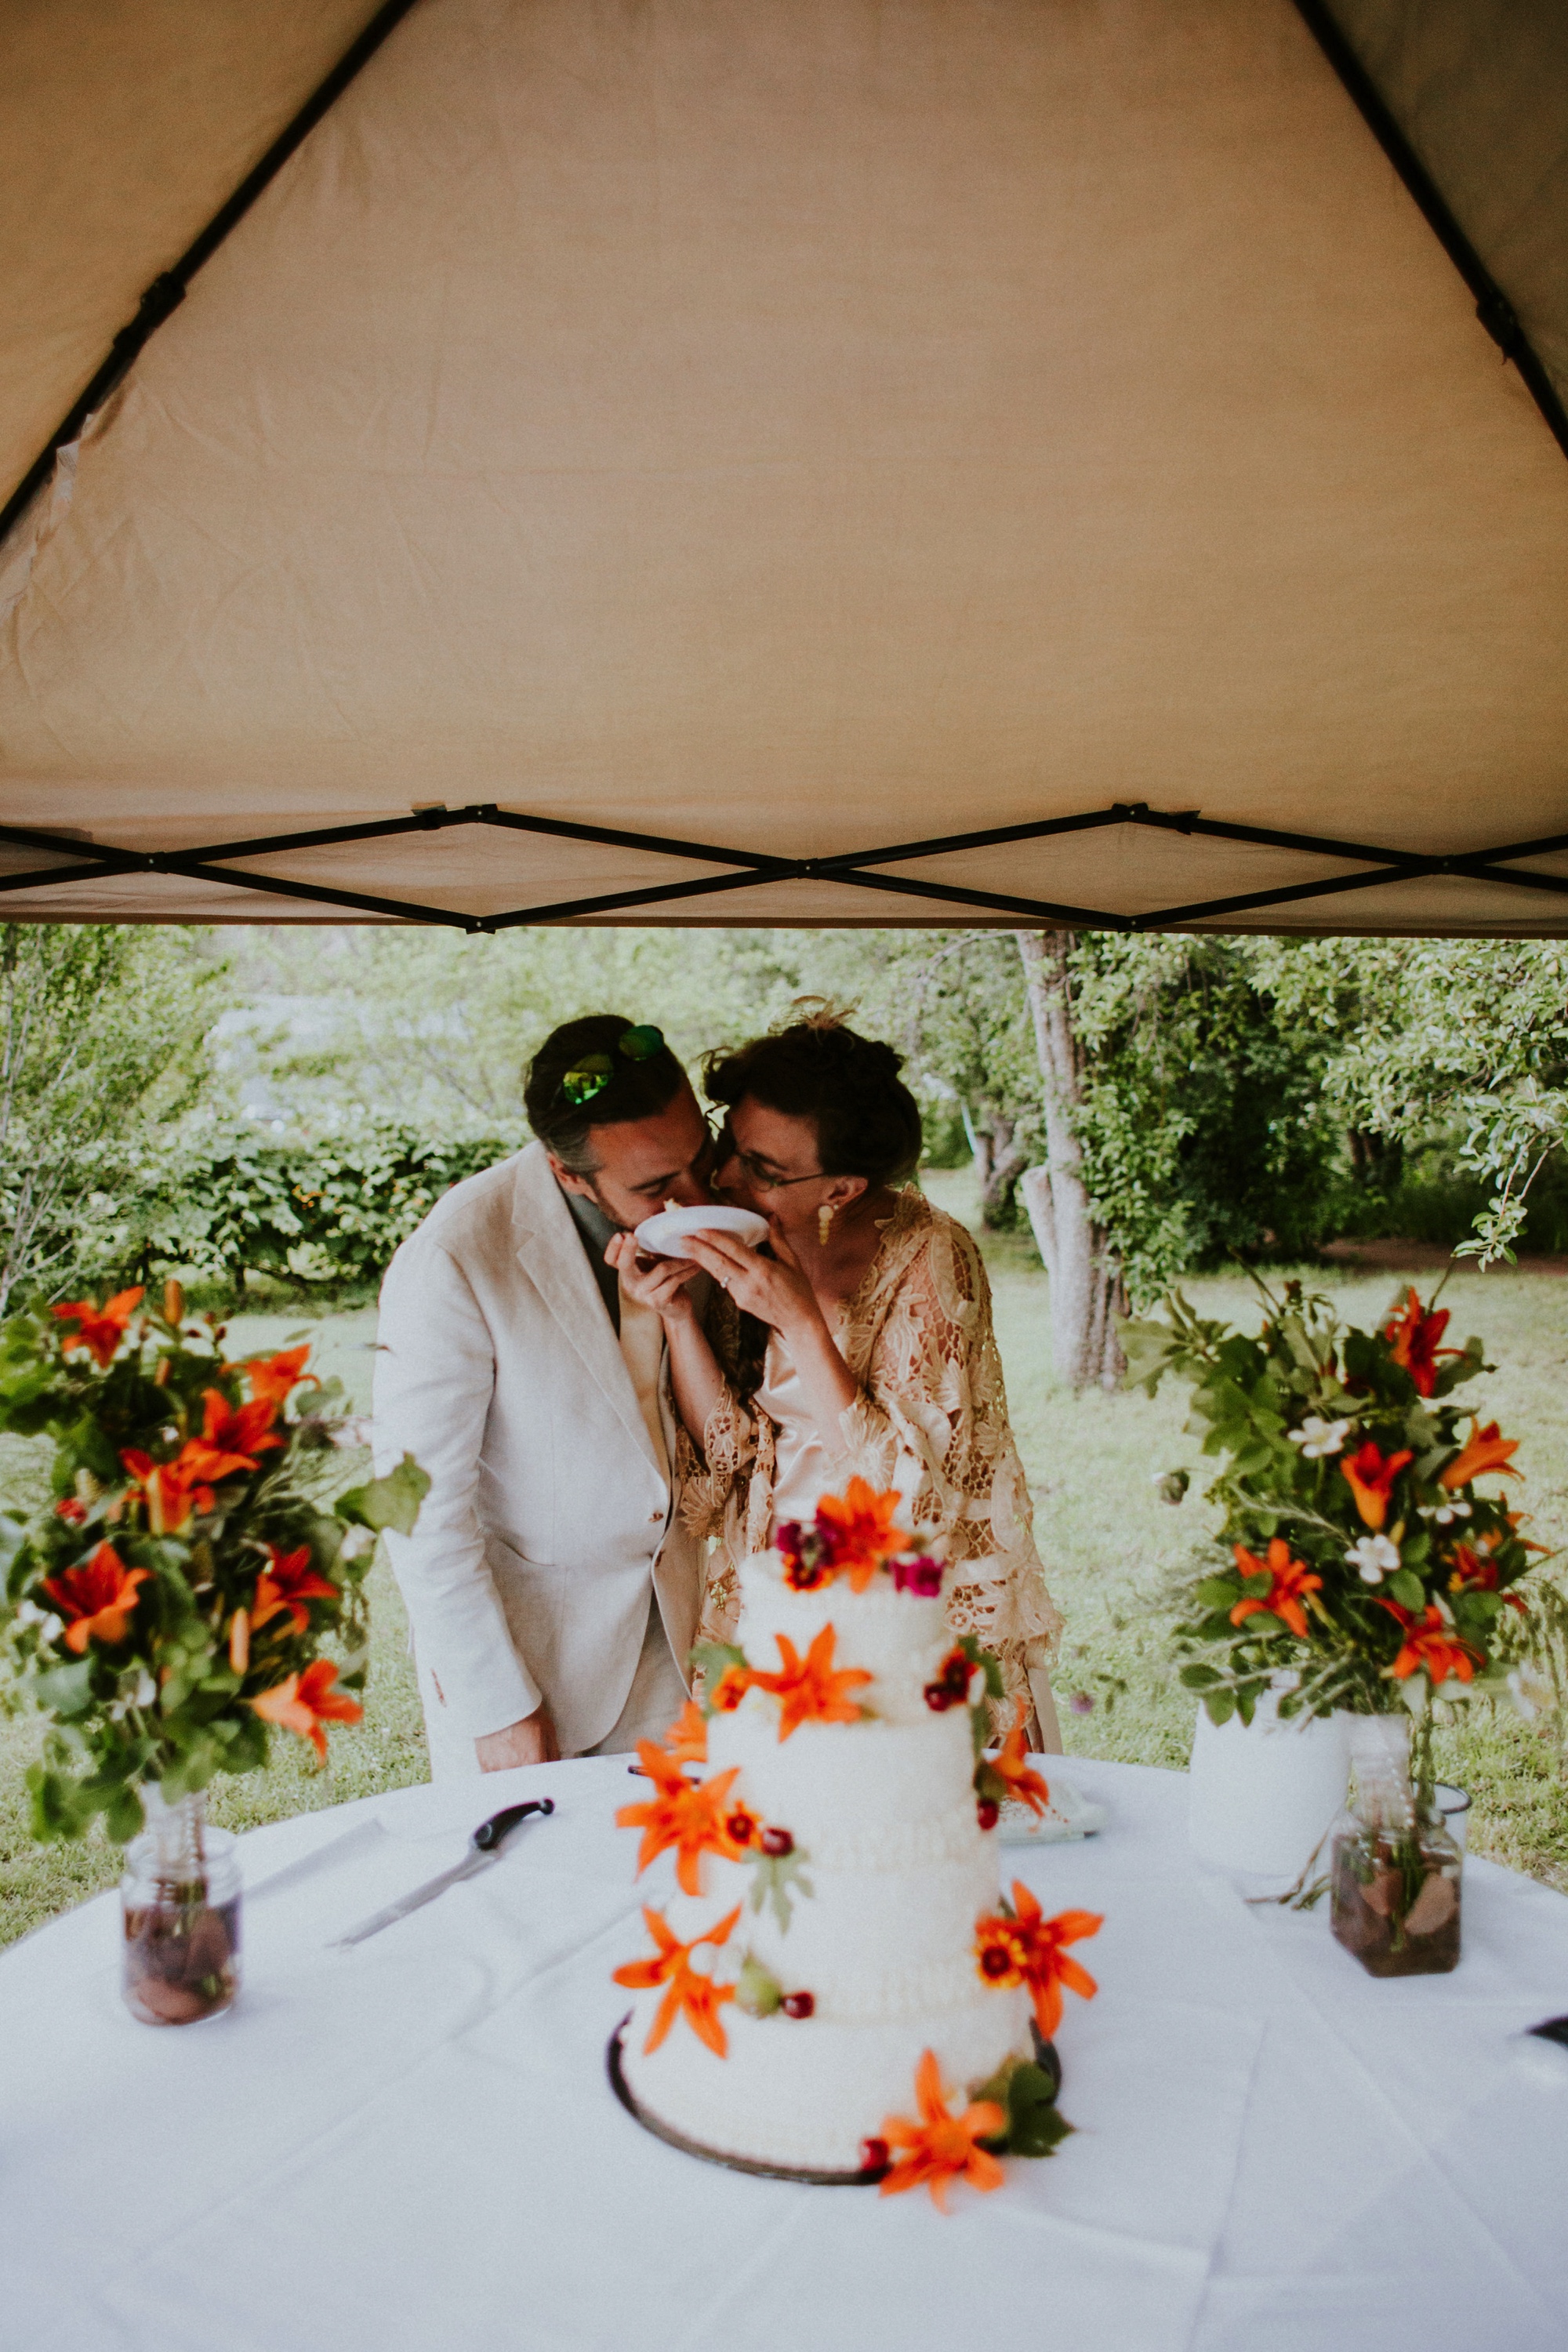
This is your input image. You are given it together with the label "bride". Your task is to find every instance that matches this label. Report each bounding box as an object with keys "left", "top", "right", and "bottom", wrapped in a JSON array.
[{"left": 608, "top": 1004, "right": 1062, "bottom": 1748}]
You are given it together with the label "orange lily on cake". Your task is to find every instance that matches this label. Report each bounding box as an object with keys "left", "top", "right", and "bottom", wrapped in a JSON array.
[
  {"left": 1439, "top": 1421, "right": 1522, "bottom": 1491},
  {"left": 1228, "top": 1538, "right": 1323, "bottom": 1640},
  {"left": 877, "top": 2049, "right": 1006, "bottom": 2209},
  {"left": 749, "top": 1624, "right": 872, "bottom": 1739},
  {"left": 973, "top": 1882, "right": 1102, "bottom": 2040},
  {"left": 617, "top": 1746, "right": 753, "bottom": 1893},
  {"left": 989, "top": 1697, "right": 1051, "bottom": 1817},
  {"left": 40, "top": 1543, "right": 150, "bottom": 1652},
  {"left": 813, "top": 1479, "right": 910, "bottom": 1591},
  {"left": 613, "top": 1904, "right": 741, "bottom": 2056},
  {"left": 1340, "top": 1442, "right": 1414, "bottom": 1531},
  {"left": 249, "top": 1658, "right": 363, "bottom": 1761},
  {"left": 1383, "top": 1288, "right": 1461, "bottom": 1397},
  {"left": 662, "top": 1698, "right": 708, "bottom": 1762},
  {"left": 50, "top": 1287, "right": 143, "bottom": 1370},
  {"left": 1374, "top": 1599, "right": 1482, "bottom": 1689}
]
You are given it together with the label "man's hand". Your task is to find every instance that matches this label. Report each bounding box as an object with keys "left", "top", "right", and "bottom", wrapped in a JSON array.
[
  {"left": 475, "top": 1705, "right": 558, "bottom": 1770},
  {"left": 604, "top": 1230, "right": 702, "bottom": 1326}
]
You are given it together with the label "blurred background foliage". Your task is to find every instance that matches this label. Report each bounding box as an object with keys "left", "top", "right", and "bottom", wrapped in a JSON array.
[{"left": 9, "top": 920, "right": 1568, "bottom": 1316}]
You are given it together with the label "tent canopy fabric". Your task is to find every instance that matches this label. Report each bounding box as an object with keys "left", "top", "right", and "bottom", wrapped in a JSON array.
[{"left": 2, "top": 0, "right": 1566, "bottom": 936}]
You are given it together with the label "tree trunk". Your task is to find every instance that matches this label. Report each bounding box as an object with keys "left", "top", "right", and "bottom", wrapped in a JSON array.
[
  {"left": 1014, "top": 931, "right": 1127, "bottom": 1389},
  {"left": 972, "top": 1107, "right": 1030, "bottom": 1227}
]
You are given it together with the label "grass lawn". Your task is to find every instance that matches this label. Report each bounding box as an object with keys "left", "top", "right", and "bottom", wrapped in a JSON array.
[{"left": 3, "top": 1186, "right": 1566, "bottom": 1945}]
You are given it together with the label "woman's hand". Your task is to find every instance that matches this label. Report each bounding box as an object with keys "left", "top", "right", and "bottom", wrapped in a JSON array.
[
  {"left": 604, "top": 1231, "right": 702, "bottom": 1325},
  {"left": 683, "top": 1220, "right": 822, "bottom": 1341}
]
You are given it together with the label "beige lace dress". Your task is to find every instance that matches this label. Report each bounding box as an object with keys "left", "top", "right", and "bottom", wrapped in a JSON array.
[{"left": 679, "top": 1189, "right": 1064, "bottom": 1744}]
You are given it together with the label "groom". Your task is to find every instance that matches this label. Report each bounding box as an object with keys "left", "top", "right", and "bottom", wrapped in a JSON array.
[{"left": 373, "top": 1015, "right": 714, "bottom": 1778}]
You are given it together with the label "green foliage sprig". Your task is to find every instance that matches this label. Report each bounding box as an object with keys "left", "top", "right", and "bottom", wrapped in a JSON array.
[
  {"left": 0, "top": 1282, "right": 426, "bottom": 1842},
  {"left": 1122, "top": 1278, "right": 1557, "bottom": 1744}
]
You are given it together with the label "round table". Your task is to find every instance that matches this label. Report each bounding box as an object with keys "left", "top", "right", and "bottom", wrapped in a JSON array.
[{"left": 4, "top": 1753, "right": 1567, "bottom": 2352}]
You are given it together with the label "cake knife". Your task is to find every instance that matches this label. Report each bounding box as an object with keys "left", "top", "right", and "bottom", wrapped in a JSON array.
[{"left": 328, "top": 1798, "right": 554, "bottom": 1949}]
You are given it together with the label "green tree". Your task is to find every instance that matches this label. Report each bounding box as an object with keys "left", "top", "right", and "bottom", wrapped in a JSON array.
[
  {"left": 1252, "top": 939, "right": 1568, "bottom": 1264},
  {"left": 0, "top": 927, "right": 217, "bottom": 1313}
]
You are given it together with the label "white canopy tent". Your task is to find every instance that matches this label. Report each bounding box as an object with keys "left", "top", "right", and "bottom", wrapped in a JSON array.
[{"left": 1, "top": 0, "right": 1565, "bottom": 935}]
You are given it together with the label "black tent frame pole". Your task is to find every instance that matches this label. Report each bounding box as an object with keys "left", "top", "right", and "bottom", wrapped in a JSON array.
[
  {"left": 1292, "top": 0, "right": 1568, "bottom": 462},
  {"left": 0, "top": 0, "right": 425, "bottom": 551},
  {"left": 3, "top": 801, "right": 1565, "bottom": 934}
]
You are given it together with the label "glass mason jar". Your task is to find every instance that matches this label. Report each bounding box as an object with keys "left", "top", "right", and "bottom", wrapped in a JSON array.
[
  {"left": 1330, "top": 1715, "right": 1461, "bottom": 1978},
  {"left": 121, "top": 1786, "right": 242, "bottom": 2025}
]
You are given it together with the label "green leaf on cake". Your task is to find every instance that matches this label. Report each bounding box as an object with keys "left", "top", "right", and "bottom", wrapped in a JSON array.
[
  {"left": 735, "top": 1954, "right": 783, "bottom": 2016},
  {"left": 971, "top": 2053, "right": 1074, "bottom": 2159},
  {"left": 749, "top": 1846, "right": 814, "bottom": 1932}
]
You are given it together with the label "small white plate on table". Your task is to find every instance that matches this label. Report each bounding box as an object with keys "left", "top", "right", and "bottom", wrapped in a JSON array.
[{"left": 633, "top": 1205, "right": 769, "bottom": 1259}]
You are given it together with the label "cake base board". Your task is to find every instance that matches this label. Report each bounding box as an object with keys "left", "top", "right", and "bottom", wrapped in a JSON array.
[{"left": 607, "top": 2016, "right": 888, "bottom": 2187}]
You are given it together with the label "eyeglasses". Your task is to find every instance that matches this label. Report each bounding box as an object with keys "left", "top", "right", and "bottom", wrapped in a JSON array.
[
  {"left": 715, "top": 1123, "right": 824, "bottom": 1190},
  {"left": 558, "top": 1024, "right": 667, "bottom": 1109}
]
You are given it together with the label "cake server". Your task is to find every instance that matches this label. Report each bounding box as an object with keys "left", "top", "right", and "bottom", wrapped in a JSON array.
[{"left": 328, "top": 1798, "right": 554, "bottom": 1948}]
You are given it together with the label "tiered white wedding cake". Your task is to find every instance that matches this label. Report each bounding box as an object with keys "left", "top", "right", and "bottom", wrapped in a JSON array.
[{"left": 612, "top": 1480, "right": 1087, "bottom": 2184}]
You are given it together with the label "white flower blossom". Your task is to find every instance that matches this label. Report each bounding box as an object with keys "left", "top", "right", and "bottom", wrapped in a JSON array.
[
  {"left": 1288, "top": 1415, "right": 1352, "bottom": 1460},
  {"left": 1431, "top": 1499, "right": 1471, "bottom": 1526},
  {"left": 1347, "top": 1534, "right": 1401, "bottom": 1584}
]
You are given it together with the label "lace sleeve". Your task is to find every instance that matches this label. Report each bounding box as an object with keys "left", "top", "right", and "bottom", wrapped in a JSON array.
[{"left": 840, "top": 1203, "right": 1064, "bottom": 1732}]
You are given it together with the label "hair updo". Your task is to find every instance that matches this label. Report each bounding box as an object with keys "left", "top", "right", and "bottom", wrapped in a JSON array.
[{"left": 702, "top": 1000, "right": 923, "bottom": 1188}]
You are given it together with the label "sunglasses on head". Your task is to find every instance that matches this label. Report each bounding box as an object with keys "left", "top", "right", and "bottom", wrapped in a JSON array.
[{"left": 558, "top": 1024, "right": 667, "bottom": 1109}]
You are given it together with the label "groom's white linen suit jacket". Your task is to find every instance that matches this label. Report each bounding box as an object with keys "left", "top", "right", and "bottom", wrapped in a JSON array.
[{"left": 372, "top": 1141, "right": 702, "bottom": 1762}]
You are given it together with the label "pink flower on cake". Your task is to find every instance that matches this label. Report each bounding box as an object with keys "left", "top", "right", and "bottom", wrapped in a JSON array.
[
  {"left": 877, "top": 2049, "right": 1006, "bottom": 2209},
  {"left": 613, "top": 1904, "right": 741, "bottom": 2056}
]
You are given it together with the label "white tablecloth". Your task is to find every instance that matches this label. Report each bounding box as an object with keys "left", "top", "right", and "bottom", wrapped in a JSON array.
[{"left": 3, "top": 1754, "right": 1567, "bottom": 2352}]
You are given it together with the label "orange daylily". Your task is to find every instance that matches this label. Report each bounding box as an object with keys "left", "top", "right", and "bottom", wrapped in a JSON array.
[
  {"left": 749, "top": 1624, "right": 872, "bottom": 1740},
  {"left": 612, "top": 1904, "right": 741, "bottom": 2056},
  {"left": 119, "top": 1446, "right": 217, "bottom": 1536},
  {"left": 1439, "top": 1421, "right": 1522, "bottom": 1492},
  {"left": 251, "top": 1544, "right": 338, "bottom": 1636},
  {"left": 241, "top": 1345, "right": 315, "bottom": 1408},
  {"left": 814, "top": 1478, "right": 910, "bottom": 1591},
  {"left": 1374, "top": 1599, "right": 1481, "bottom": 1686},
  {"left": 616, "top": 1745, "right": 749, "bottom": 1894},
  {"left": 195, "top": 1388, "right": 283, "bottom": 1466},
  {"left": 1229, "top": 1537, "right": 1323, "bottom": 1640},
  {"left": 663, "top": 1698, "right": 708, "bottom": 1762},
  {"left": 40, "top": 1542, "right": 150, "bottom": 1653},
  {"left": 877, "top": 2049, "right": 1006, "bottom": 2209},
  {"left": 990, "top": 1696, "right": 1051, "bottom": 1816},
  {"left": 707, "top": 1664, "right": 754, "bottom": 1715},
  {"left": 973, "top": 1882, "right": 1102, "bottom": 2041},
  {"left": 1340, "top": 1443, "right": 1414, "bottom": 1531},
  {"left": 1448, "top": 1543, "right": 1529, "bottom": 1614},
  {"left": 1383, "top": 1288, "right": 1461, "bottom": 1398},
  {"left": 51, "top": 1287, "right": 143, "bottom": 1369},
  {"left": 249, "top": 1658, "right": 362, "bottom": 1761}
]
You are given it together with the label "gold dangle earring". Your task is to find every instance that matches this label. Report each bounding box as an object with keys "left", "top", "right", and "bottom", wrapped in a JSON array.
[{"left": 818, "top": 1200, "right": 837, "bottom": 1247}]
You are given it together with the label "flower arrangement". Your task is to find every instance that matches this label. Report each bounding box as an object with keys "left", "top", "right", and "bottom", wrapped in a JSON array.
[
  {"left": 0, "top": 1282, "right": 427, "bottom": 1842},
  {"left": 776, "top": 1476, "right": 943, "bottom": 1596},
  {"left": 1123, "top": 1279, "right": 1565, "bottom": 1759}
]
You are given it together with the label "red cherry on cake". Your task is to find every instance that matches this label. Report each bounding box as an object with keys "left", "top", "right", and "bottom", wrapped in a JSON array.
[
  {"left": 859, "top": 2137, "right": 890, "bottom": 2172},
  {"left": 781, "top": 1991, "right": 815, "bottom": 2018},
  {"left": 976, "top": 1798, "right": 1000, "bottom": 1831},
  {"left": 760, "top": 1825, "right": 794, "bottom": 1857}
]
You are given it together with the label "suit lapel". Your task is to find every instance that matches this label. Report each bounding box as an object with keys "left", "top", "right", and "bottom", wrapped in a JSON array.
[{"left": 510, "top": 1145, "right": 662, "bottom": 1475}]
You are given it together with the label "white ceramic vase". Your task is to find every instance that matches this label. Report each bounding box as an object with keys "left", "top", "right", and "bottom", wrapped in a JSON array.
[{"left": 1188, "top": 1684, "right": 1350, "bottom": 1879}]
